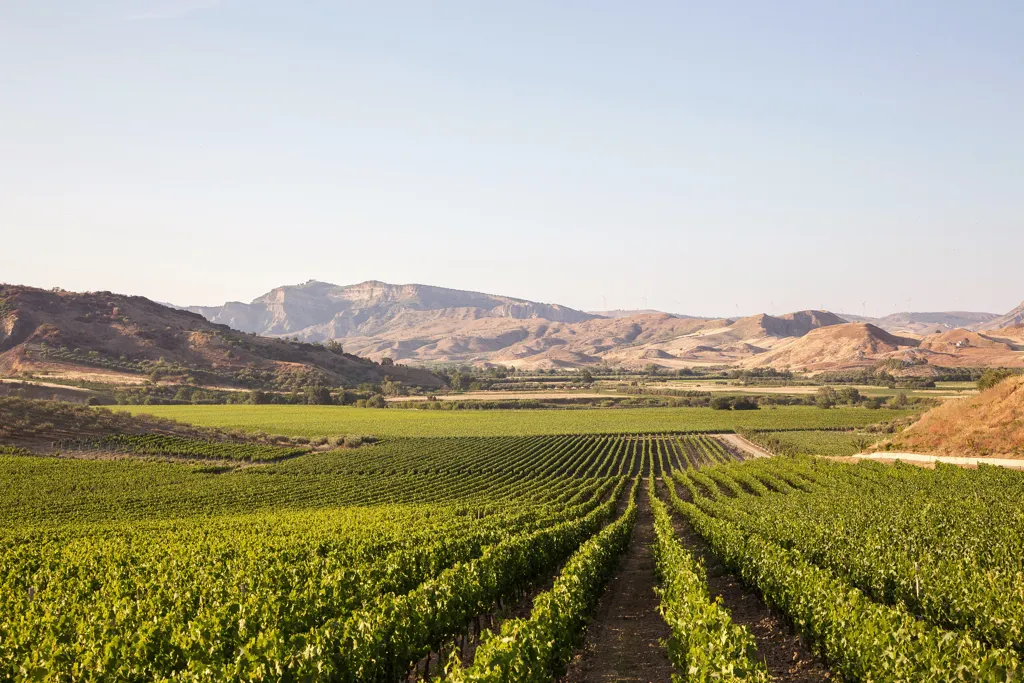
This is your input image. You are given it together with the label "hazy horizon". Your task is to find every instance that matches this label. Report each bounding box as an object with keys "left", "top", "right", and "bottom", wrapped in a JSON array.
[{"left": 3, "top": 2, "right": 1022, "bottom": 317}]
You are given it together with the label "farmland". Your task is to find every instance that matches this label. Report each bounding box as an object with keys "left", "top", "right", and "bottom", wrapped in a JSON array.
[
  {"left": 2, "top": 397, "right": 1022, "bottom": 681},
  {"left": 121, "top": 404, "right": 914, "bottom": 438}
]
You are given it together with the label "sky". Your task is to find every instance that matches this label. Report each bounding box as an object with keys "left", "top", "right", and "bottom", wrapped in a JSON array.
[{"left": 2, "top": 1, "right": 1022, "bottom": 318}]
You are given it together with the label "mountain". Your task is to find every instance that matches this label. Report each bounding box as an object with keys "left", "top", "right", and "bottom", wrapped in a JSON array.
[
  {"left": 187, "top": 281, "right": 852, "bottom": 369},
  {"left": 188, "top": 280, "right": 598, "bottom": 340},
  {"left": 181, "top": 281, "right": 1024, "bottom": 372},
  {"left": 741, "top": 323, "right": 920, "bottom": 372},
  {"left": 587, "top": 309, "right": 669, "bottom": 318},
  {"left": 978, "top": 301, "right": 1024, "bottom": 331},
  {"left": 841, "top": 311, "right": 1000, "bottom": 336},
  {"left": 0, "top": 284, "right": 443, "bottom": 389}
]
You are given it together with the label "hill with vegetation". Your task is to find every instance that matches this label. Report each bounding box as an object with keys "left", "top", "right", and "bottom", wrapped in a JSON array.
[
  {"left": 885, "top": 374, "right": 1024, "bottom": 457},
  {"left": 0, "top": 395, "right": 341, "bottom": 459},
  {"left": 0, "top": 284, "right": 443, "bottom": 392}
]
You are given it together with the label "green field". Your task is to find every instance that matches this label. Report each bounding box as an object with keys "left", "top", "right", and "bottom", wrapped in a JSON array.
[{"left": 122, "top": 405, "right": 914, "bottom": 438}]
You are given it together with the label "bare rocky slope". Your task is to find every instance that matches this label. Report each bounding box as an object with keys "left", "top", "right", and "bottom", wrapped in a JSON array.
[
  {"left": 188, "top": 280, "right": 597, "bottom": 338},
  {"left": 0, "top": 285, "right": 443, "bottom": 390},
  {"left": 978, "top": 301, "right": 1024, "bottom": 331},
  {"left": 184, "top": 281, "right": 1024, "bottom": 371},
  {"left": 186, "top": 281, "right": 851, "bottom": 369}
]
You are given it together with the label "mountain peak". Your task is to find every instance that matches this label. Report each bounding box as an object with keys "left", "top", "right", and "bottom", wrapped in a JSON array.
[{"left": 189, "top": 280, "right": 598, "bottom": 342}]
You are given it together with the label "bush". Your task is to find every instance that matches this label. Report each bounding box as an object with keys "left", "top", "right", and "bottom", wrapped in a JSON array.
[
  {"left": 709, "top": 396, "right": 732, "bottom": 411},
  {"left": 978, "top": 369, "right": 1016, "bottom": 391},
  {"left": 732, "top": 396, "right": 759, "bottom": 411},
  {"left": 815, "top": 387, "right": 838, "bottom": 410},
  {"left": 837, "top": 387, "right": 861, "bottom": 405},
  {"left": 888, "top": 392, "right": 909, "bottom": 408}
]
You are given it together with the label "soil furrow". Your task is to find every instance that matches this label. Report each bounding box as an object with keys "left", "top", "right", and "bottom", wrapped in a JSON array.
[
  {"left": 660, "top": 479, "right": 831, "bottom": 682},
  {"left": 564, "top": 479, "right": 674, "bottom": 682}
]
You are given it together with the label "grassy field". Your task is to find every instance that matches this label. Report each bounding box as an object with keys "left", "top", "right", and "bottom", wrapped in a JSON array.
[{"left": 122, "top": 405, "right": 915, "bottom": 438}]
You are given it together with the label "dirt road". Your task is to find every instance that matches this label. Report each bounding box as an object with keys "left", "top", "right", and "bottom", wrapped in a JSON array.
[{"left": 716, "top": 434, "right": 774, "bottom": 459}]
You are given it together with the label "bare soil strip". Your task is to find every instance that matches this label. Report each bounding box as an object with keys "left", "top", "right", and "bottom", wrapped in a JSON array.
[
  {"left": 717, "top": 433, "right": 774, "bottom": 459},
  {"left": 661, "top": 480, "right": 831, "bottom": 682},
  {"left": 564, "top": 479, "right": 674, "bottom": 683}
]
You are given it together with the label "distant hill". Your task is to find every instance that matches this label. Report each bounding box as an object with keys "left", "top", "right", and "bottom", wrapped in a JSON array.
[
  {"left": 179, "top": 280, "right": 1024, "bottom": 372},
  {"left": 188, "top": 280, "right": 597, "bottom": 340},
  {"left": 186, "top": 282, "right": 854, "bottom": 369},
  {"left": 587, "top": 309, "right": 701, "bottom": 319},
  {"left": 842, "top": 311, "right": 999, "bottom": 336},
  {"left": 0, "top": 284, "right": 443, "bottom": 390},
  {"left": 741, "top": 323, "right": 920, "bottom": 372},
  {"left": 978, "top": 301, "right": 1024, "bottom": 331}
]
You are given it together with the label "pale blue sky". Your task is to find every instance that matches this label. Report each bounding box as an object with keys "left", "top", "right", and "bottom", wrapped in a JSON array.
[{"left": 2, "top": 1, "right": 1022, "bottom": 317}]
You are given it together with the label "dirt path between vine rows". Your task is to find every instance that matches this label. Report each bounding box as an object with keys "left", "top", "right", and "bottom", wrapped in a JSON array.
[
  {"left": 564, "top": 478, "right": 674, "bottom": 682},
  {"left": 662, "top": 481, "right": 831, "bottom": 682}
]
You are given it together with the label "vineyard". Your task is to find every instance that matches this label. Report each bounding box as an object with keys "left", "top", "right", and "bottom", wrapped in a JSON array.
[
  {"left": 2, "top": 425, "right": 1023, "bottom": 681},
  {"left": 55, "top": 433, "right": 309, "bottom": 462},
  {"left": 122, "top": 404, "right": 914, "bottom": 437}
]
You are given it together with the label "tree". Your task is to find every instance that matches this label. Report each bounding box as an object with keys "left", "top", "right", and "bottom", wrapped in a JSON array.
[
  {"left": 732, "top": 396, "right": 759, "bottom": 411},
  {"left": 380, "top": 356, "right": 395, "bottom": 366},
  {"left": 249, "top": 389, "right": 271, "bottom": 405},
  {"left": 710, "top": 396, "right": 732, "bottom": 410},
  {"left": 815, "top": 386, "right": 838, "bottom": 409},
  {"left": 978, "top": 369, "right": 1015, "bottom": 391},
  {"left": 303, "top": 385, "right": 332, "bottom": 405},
  {"left": 837, "top": 387, "right": 861, "bottom": 405},
  {"left": 888, "top": 391, "right": 909, "bottom": 408},
  {"left": 578, "top": 368, "right": 594, "bottom": 385},
  {"left": 644, "top": 363, "right": 661, "bottom": 376},
  {"left": 380, "top": 376, "right": 404, "bottom": 397},
  {"left": 366, "top": 393, "right": 387, "bottom": 408},
  {"left": 326, "top": 340, "right": 344, "bottom": 355}
]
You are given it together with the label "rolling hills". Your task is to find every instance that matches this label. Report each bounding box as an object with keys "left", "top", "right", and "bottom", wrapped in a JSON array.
[
  {"left": 5, "top": 280, "right": 1022, "bottom": 379},
  {"left": 186, "top": 281, "right": 854, "bottom": 369},
  {"left": 842, "top": 311, "right": 1001, "bottom": 336},
  {"left": 183, "top": 280, "right": 1024, "bottom": 372},
  {"left": 0, "top": 284, "right": 443, "bottom": 390}
]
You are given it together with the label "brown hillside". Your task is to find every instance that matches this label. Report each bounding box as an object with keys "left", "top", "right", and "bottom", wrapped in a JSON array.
[
  {"left": 919, "top": 329, "right": 1010, "bottom": 351},
  {"left": 741, "top": 323, "right": 918, "bottom": 371},
  {"left": 0, "top": 285, "right": 443, "bottom": 390},
  {"left": 978, "top": 301, "right": 1024, "bottom": 331},
  {"left": 889, "top": 375, "right": 1024, "bottom": 457},
  {"left": 909, "top": 329, "right": 1024, "bottom": 369}
]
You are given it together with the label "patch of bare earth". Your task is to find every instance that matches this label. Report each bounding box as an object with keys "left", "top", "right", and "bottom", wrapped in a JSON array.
[
  {"left": 716, "top": 434, "right": 774, "bottom": 459},
  {"left": 564, "top": 478, "right": 674, "bottom": 683},
  {"left": 662, "top": 480, "right": 830, "bottom": 682}
]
